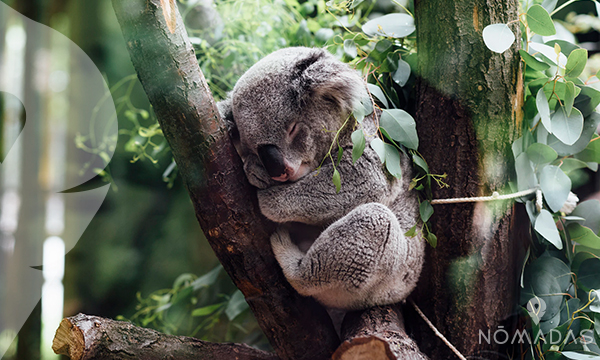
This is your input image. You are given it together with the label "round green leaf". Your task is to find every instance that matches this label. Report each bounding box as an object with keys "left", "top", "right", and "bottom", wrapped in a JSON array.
[
  {"left": 515, "top": 153, "right": 538, "bottom": 191},
  {"left": 392, "top": 58, "right": 411, "bottom": 87},
  {"left": 540, "top": 165, "right": 571, "bottom": 212},
  {"left": 482, "top": 24, "right": 515, "bottom": 53},
  {"left": 383, "top": 143, "right": 402, "bottom": 179},
  {"left": 351, "top": 129, "right": 366, "bottom": 164},
  {"left": 571, "top": 200, "right": 600, "bottom": 234},
  {"left": 526, "top": 143, "right": 557, "bottom": 164},
  {"left": 565, "top": 48, "right": 588, "bottom": 79},
  {"left": 534, "top": 209, "right": 563, "bottom": 249},
  {"left": 551, "top": 106, "right": 583, "bottom": 146},
  {"left": 526, "top": 5, "right": 556, "bottom": 36},
  {"left": 362, "top": 13, "right": 415, "bottom": 38},
  {"left": 343, "top": 39, "right": 357, "bottom": 58},
  {"left": 379, "top": 109, "right": 419, "bottom": 150},
  {"left": 548, "top": 112, "right": 600, "bottom": 156}
]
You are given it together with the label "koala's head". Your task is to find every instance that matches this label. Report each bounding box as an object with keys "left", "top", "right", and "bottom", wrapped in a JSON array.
[{"left": 218, "top": 47, "right": 366, "bottom": 188}]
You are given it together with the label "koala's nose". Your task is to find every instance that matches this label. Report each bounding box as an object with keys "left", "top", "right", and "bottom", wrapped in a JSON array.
[{"left": 257, "top": 144, "right": 286, "bottom": 178}]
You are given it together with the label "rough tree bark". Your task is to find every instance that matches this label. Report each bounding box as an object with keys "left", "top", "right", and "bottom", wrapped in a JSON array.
[
  {"left": 52, "top": 314, "right": 278, "bottom": 360},
  {"left": 411, "top": 0, "right": 525, "bottom": 359},
  {"left": 110, "top": 1, "right": 338, "bottom": 359}
]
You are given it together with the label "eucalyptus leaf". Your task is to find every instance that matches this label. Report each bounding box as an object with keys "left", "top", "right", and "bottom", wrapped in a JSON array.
[
  {"left": 419, "top": 201, "right": 433, "bottom": 222},
  {"left": 534, "top": 209, "right": 563, "bottom": 249},
  {"left": 522, "top": 255, "right": 565, "bottom": 320},
  {"left": 343, "top": 39, "right": 357, "bottom": 58},
  {"left": 225, "top": 290, "right": 249, "bottom": 321},
  {"left": 571, "top": 200, "right": 600, "bottom": 234},
  {"left": 332, "top": 168, "right": 341, "bottom": 193},
  {"left": 392, "top": 58, "right": 411, "bottom": 87},
  {"left": 529, "top": 42, "right": 567, "bottom": 68},
  {"left": 526, "top": 143, "right": 557, "bottom": 164},
  {"left": 578, "top": 258, "right": 600, "bottom": 290},
  {"left": 426, "top": 232, "right": 437, "bottom": 248},
  {"left": 548, "top": 112, "right": 600, "bottom": 156},
  {"left": 362, "top": 13, "right": 415, "bottom": 38},
  {"left": 576, "top": 136, "right": 600, "bottom": 163},
  {"left": 351, "top": 129, "right": 366, "bottom": 164},
  {"left": 562, "top": 351, "right": 600, "bottom": 360},
  {"left": 383, "top": 143, "right": 402, "bottom": 178},
  {"left": 545, "top": 39, "right": 581, "bottom": 57},
  {"left": 526, "top": 5, "right": 556, "bottom": 36},
  {"left": 551, "top": 106, "right": 583, "bottom": 146},
  {"left": 574, "top": 86, "right": 600, "bottom": 117},
  {"left": 567, "top": 223, "right": 600, "bottom": 249},
  {"left": 482, "top": 24, "right": 515, "bottom": 53},
  {"left": 565, "top": 48, "right": 588, "bottom": 79},
  {"left": 560, "top": 158, "right": 589, "bottom": 174},
  {"left": 541, "top": 0, "right": 558, "bottom": 12},
  {"left": 520, "top": 50, "right": 551, "bottom": 72},
  {"left": 192, "top": 303, "right": 223, "bottom": 317},
  {"left": 565, "top": 81, "right": 576, "bottom": 117},
  {"left": 192, "top": 266, "right": 222, "bottom": 290},
  {"left": 379, "top": 109, "right": 418, "bottom": 150},
  {"left": 412, "top": 153, "right": 429, "bottom": 173},
  {"left": 539, "top": 165, "right": 571, "bottom": 212},
  {"left": 536, "top": 88, "right": 552, "bottom": 132},
  {"left": 370, "top": 137, "right": 386, "bottom": 163},
  {"left": 367, "top": 83, "right": 389, "bottom": 108},
  {"left": 515, "top": 153, "right": 538, "bottom": 191}
]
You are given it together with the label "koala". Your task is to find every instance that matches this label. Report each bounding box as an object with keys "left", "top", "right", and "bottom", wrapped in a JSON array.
[{"left": 217, "top": 47, "right": 425, "bottom": 310}]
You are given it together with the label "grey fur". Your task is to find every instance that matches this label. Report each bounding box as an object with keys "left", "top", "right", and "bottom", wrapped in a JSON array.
[{"left": 218, "top": 47, "right": 425, "bottom": 310}]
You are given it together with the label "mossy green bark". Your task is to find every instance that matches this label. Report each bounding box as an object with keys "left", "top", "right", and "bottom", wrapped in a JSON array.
[{"left": 412, "top": 1, "right": 525, "bottom": 359}]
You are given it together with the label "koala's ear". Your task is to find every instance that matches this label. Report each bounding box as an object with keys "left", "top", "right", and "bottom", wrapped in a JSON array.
[
  {"left": 291, "top": 49, "right": 366, "bottom": 114},
  {"left": 216, "top": 93, "right": 239, "bottom": 140}
]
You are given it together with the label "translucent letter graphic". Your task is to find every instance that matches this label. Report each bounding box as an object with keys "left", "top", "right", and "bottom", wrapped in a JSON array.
[{"left": 0, "top": 2, "right": 117, "bottom": 357}]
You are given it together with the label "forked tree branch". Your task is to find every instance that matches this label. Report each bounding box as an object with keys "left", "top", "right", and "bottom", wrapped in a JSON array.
[{"left": 110, "top": 1, "right": 338, "bottom": 359}]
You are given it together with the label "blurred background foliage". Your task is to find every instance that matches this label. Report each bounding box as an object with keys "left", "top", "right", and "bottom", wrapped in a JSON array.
[{"left": 0, "top": 0, "right": 599, "bottom": 359}]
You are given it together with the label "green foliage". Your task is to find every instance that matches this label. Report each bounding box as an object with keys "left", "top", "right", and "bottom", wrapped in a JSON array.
[
  {"left": 483, "top": 1, "right": 600, "bottom": 357},
  {"left": 120, "top": 266, "right": 267, "bottom": 347}
]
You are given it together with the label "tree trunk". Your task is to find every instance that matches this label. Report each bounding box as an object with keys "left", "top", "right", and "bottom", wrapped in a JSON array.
[
  {"left": 411, "top": 0, "right": 524, "bottom": 359},
  {"left": 110, "top": 1, "right": 339, "bottom": 359}
]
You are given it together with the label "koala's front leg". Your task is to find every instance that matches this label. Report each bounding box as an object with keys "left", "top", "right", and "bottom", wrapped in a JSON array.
[
  {"left": 258, "top": 146, "right": 389, "bottom": 225},
  {"left": 270, "top": 202, "right": 424, "bottom": 310}
]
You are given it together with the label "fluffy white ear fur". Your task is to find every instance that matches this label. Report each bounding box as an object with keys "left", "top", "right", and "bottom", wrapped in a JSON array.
[{"left": 290, "top": 48, "right": 366, "bottom": 115}]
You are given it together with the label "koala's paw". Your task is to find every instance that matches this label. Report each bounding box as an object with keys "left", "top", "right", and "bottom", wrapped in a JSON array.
[{"left": 243, "top": 156, "right": 272, "bottom": 189}]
